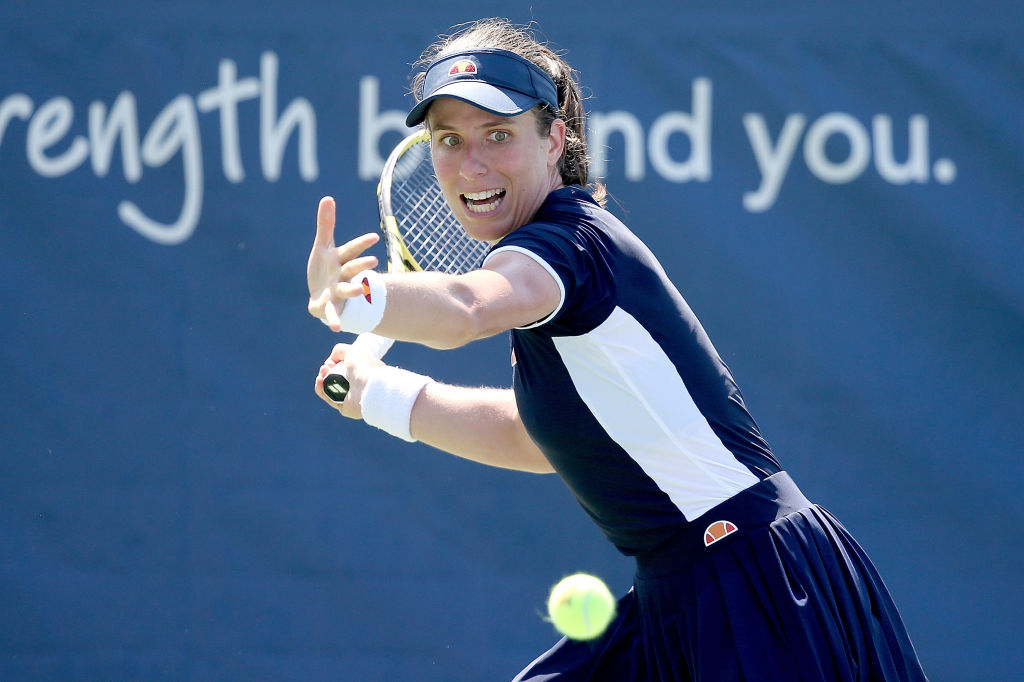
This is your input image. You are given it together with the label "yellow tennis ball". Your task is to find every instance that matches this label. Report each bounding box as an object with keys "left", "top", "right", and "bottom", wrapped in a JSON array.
[{"left": 546, "top": 573, "right": 616, "bottom": 641}]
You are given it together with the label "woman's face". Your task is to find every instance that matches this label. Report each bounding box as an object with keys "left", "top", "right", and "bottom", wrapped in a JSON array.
[{"left": 426, "top": 98, "right": 565, "bottom": 243}]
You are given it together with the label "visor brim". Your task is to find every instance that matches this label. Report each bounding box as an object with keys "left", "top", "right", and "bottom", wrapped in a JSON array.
[{"left": 406, "top": 81, "right": 543, "bottom": 127}]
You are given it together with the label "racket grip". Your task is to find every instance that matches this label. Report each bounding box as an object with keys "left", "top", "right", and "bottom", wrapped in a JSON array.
[{"left": 322, "top": 333, "right": 396, "bottom": 403}]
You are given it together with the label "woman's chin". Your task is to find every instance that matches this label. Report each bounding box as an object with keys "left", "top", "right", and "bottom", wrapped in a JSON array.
[{"left": 458, "top": 213, "right": 511, "bottom": 244}]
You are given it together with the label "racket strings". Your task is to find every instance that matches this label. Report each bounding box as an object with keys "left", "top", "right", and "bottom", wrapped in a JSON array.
[{"left": 386, "top": 140, "right": 490, "bottom": 275}]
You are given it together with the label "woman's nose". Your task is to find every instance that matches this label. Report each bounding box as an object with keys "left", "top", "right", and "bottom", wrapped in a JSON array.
[{"left": 459, "top": 143, "right": 487, "bottom": 180}]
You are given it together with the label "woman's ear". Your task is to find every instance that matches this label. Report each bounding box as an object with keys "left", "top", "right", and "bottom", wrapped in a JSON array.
[{"left": 547, "top": 117, "right": 567, "bottom": 167}]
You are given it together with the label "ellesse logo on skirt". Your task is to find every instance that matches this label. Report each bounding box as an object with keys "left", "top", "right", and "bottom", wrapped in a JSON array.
[{"left": 703, "top": 520, "right": 739, "bottom": 547}]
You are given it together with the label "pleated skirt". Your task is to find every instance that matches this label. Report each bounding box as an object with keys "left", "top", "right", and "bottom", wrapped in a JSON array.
[{"left": 513, "top": 472, "right": 929, "bottom": 682}]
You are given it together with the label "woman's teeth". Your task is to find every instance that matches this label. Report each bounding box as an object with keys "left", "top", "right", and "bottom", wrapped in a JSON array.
[{"left": 463, "top": 189, "right": 506, "bottom": 214}]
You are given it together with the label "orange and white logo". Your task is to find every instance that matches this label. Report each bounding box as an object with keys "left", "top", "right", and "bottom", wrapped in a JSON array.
[
  {"left": 361, "top": 276, "right": 372, "bottom": 303},
  {"left": 448, "top": 60, "right": 477, "bottom": 76},
  {"left": 703, "top": 520, "right": 738, "bottom": 547}
]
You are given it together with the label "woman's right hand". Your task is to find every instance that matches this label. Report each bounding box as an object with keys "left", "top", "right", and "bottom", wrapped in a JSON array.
[{"left": 313, "top": 342, "right": 385, "bottom": 419}]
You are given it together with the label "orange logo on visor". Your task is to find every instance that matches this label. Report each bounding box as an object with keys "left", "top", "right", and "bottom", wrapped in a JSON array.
[{"left": 448, "top": 60, "right": 478, "bottom": 76}]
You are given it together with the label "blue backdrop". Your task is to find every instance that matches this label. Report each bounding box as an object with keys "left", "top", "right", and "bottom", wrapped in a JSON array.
[{"left": 2, "top": 1, "right": 1022, "bottom": 680}]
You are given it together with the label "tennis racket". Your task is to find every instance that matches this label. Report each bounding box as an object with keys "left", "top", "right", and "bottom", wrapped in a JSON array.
[{"left": 322, "top": 127, "right": 490, "bottom": 402}]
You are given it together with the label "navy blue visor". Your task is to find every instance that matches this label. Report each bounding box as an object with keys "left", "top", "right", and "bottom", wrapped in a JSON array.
[{"left": 406, "top": 48, "right": 559, "bottom": 127}]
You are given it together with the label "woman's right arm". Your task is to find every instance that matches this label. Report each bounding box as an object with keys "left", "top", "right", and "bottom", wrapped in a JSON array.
[
  {"left": 314, "top": 343, "right": 553, "bottom": 474},
  {"left": 410, "top": 382, "right": 555, "bottom": 474}
]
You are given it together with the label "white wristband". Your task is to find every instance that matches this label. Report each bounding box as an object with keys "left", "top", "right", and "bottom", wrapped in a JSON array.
[
  {"left": 338, "top": 270, "right": 387, "bottom": 333},
  {"left": 360, "top": 366, "right": 433, "bottom": 442}
]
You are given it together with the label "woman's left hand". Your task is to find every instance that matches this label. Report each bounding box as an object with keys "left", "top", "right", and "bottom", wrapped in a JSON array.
[{"left": 306, "top": 196, "right": 380, "bottom": 331}]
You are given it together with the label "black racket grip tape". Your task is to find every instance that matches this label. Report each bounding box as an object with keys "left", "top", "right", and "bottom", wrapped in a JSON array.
[{"left": 323, "top": 367, "right": 350, "bottom": 403}]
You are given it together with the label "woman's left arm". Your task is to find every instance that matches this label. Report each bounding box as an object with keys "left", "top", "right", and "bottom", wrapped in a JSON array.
[
  {"left": 307, "top": 197, "right": 560, "bottom": 348},
  {"left": 372, "top": 250, "right": 560, "bottom": 349}
]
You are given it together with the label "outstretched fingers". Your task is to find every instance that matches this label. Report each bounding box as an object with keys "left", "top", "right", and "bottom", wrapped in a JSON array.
[
  {"left": 307, "top": 194, "right": 381, "bottom": 329},
  {"left": 335, "top": 233, "right": 381, "bottom": 268},
  {"left": 313, "top": 196, "right": 337, "bottom": 247}
]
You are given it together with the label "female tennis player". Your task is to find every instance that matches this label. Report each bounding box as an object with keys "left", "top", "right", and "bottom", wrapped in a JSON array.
[{"left": 306, "top": 18, "right": 929, "bottom": 682}]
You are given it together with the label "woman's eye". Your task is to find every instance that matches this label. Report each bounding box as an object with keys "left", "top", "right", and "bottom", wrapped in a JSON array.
[
  {"left": 439, "top": 135, "right": 460, "bottom": 147},
  {"left": 488, "top": 130, "right": 510, "bottom": 143}
]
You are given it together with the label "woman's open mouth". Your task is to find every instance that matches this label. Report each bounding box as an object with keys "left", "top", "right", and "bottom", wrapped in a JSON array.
[{"left": 462, "top": 188, "right": 506, "bottom": 214}]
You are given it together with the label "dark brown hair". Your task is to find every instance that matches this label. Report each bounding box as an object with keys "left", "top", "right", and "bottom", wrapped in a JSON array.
[{"left": 411, "top": 18, "right": 606, "bottom": 206}]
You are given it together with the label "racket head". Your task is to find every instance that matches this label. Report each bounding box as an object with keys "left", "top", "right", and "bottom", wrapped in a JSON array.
[{"left": 377, "top": 127, "right": 490, "bottom": 275}]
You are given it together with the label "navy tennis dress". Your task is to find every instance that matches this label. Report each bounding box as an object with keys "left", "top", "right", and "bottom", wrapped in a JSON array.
[{"left": 484, "top": 186, "right": 928, "bottom": 681}]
